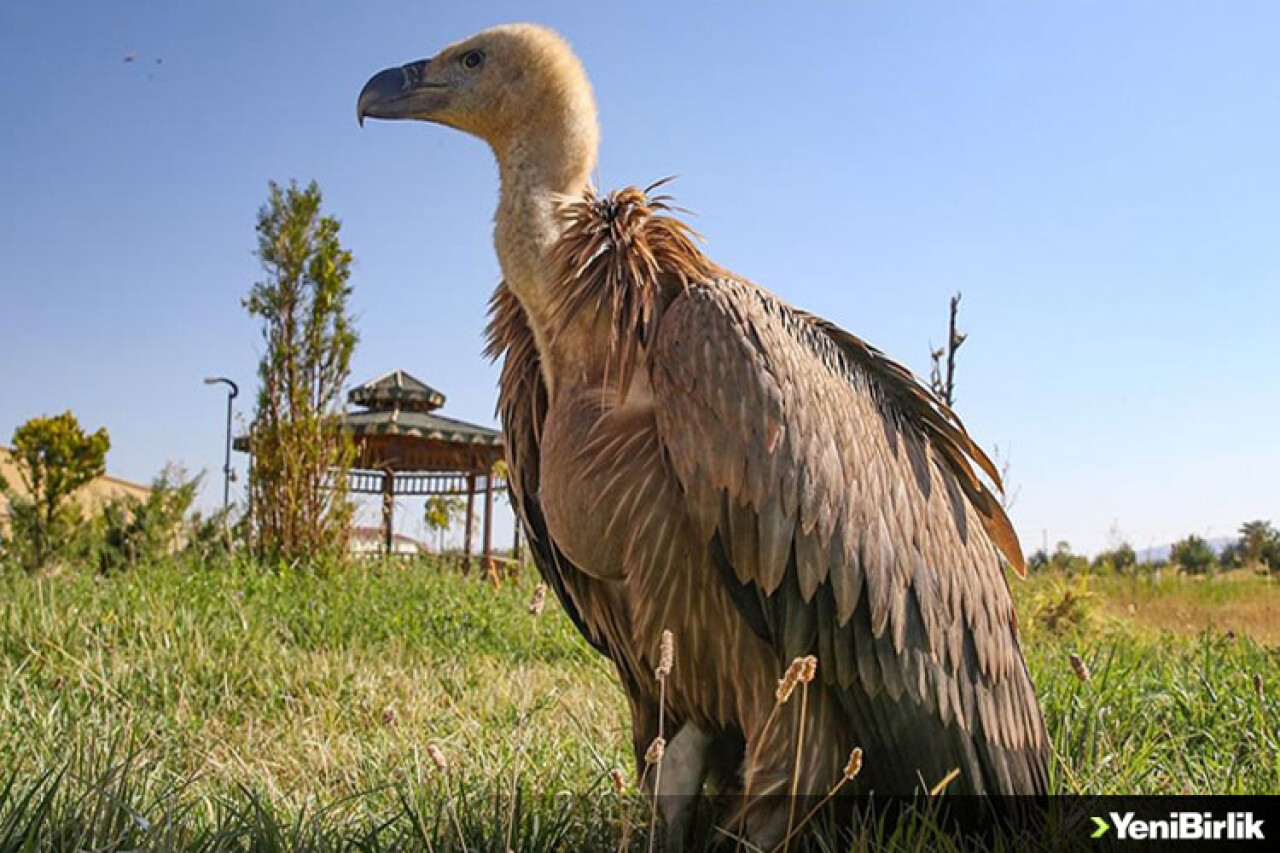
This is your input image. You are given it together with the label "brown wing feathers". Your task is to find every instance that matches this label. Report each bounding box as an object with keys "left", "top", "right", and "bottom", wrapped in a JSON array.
[
  {"left": 543, "top": 182, "right": 1021, "bottom": 573},
  {"left": 493, "top": 182, "right": 1046, "bottom": 794},
  {"left": 803, "top": 315, "right": 1027, "bottom": 577}
]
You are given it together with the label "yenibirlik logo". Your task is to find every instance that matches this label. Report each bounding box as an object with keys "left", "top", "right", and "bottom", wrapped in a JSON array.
[{"left": 1091, "top": 811, "right": 1265, "bottom": 841}]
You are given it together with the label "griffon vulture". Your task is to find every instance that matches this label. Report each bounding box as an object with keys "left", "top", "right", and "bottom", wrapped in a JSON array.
[{"left": 359, "top": 23, "right": 1048, "bottom": 848}]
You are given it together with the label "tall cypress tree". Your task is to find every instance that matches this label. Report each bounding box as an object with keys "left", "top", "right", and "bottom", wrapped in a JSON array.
[{"left": 244, "top": 180, "right": 357, "bottom": 562}]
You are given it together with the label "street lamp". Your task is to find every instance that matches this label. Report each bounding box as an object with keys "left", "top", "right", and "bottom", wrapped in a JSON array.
[{"left": 203, "top": 376, "right": 239, "bottom": 512}]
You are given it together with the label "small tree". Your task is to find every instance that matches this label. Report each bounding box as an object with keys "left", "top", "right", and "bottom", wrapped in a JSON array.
[
  {"left": 0, "top": 412, "right": 109, "bottom": 571},
  {"left": 1238, "top": 520, "right": 1279, "bottom": 569},
  {"left": 1264, "top": 540, "right": 1280, "bottom": 573},
  {"left": 925, "top": 293, "right": 1021, "bottom": 510},
  {"left": 1047, "top": 540, "right": 1089, "bottom": 574},
  {"left": 423, "top": 495, "right": 465, "bottom": 555},
  {"left": 243, "top": 180, "right": 358, "bottom": 562},
  {"left": 928, "top": 292, "right": 966, "bottom": 408},
  {"left": 1218, "top": 541, "right": 1245, "bottom": 570},
  {"left": 1092, "top": 542, "right": 1137, "bottom": 574},
  {"left": 1171, "top": 534, "right": 1216, "bottom": 575}
]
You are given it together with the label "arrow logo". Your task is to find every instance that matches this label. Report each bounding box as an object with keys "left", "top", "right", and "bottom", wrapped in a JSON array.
[{"left": 1091, "top": 816, "right": 1110, "bottom": 838}]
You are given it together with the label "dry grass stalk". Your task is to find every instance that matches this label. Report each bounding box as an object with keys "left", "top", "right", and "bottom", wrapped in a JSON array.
[
  {"left": 775, "top": 654, "right": 816, "bottom": 704},
  {"left": 528, "top": 583, "right": 546, "bottom": 616},
  {"left": 505, "top": 760, "right": 521, "bottom": 852},
  {"left": 645, "top": 736, "right": 666, "bottom": 765},
  {"left": 618, "top": 814, "right": 633, "bottom": 853},
  {"left": 657, "top": 629, "right": 674, "bottom": 679},
  {"left": 427, "top": 743, "right": 449, "bottom": 773},
  {"left": 449, "top": 802, "right": 470, "bottom": 853},
  {"left": 610, "top": 766, "right": 633, "bottom": 853},
  {"left": 1254, "top": 673, "right": 1265, "bottom": 699},
  {"left": 737, "top": 655, "right": 819, "bottom": 853},
  {"left": 843, "top": 746, "right": 863, "bottom": 780},
  {"left": 798, "top": 656, "right": 817, "bottom": 683},
  {"left": 781, "top": 658, "right": 817, "bottom": 853},
  {"left": 929, "top": 766, "right": 961, "bottom": 797},
  {"left": 770, "top": 746, "right": 863, "bottom": 853},
  {"left": 1069, "top": 652, "right": 1091, "bottom": 682},
  {"left": 645, "top": 734, "right": 666, "bottom": 853},
  {"left": 423, "top": 741, "right": 466, "bottom": 851},
  {"left": 648, "top": 628, "right": 675, "bottom": 853}
]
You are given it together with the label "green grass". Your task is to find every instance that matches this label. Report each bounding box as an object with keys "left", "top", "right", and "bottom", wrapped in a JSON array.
[{"left": 1, "top": 558, "right": 1277, "bottom": 851}]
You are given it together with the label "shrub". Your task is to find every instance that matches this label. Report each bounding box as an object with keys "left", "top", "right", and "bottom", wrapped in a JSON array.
[
  {"left": 1048, "top": 541, "right": 1089, "bottom": 574},
  {"left": 1263, "top": 539, "right": 1280, "bottom": 573},
  {"left": 0, "top": 412, "right": 109, "bottom": 571},
  {"left": 1170, "top": 534, "right": 1216, "bottom": 575},
  {"left": 1092, "top": 543, "right": 1137, "bottom": 574},
  {"left": 1218, "top": 542, "right": 1245, "bottom": 570},
  {"left": 93, "top": 466, "right": 200, "bottom": 574},
  {"left": 1029, "top": 576, "right": 1095, "bottom": 634}
]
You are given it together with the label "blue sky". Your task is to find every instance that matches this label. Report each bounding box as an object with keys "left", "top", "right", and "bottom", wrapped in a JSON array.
[{"left": 2, "top": 1, "right": 1277, "bottom": 555}]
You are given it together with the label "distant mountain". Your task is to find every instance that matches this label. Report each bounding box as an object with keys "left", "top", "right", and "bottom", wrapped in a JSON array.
[{"left": 1137, "top": 536, "right": 1236, "bottom": 564}]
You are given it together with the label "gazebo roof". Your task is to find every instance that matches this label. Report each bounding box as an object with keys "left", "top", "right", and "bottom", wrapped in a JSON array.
[
  {"left": 348, "top": 370, "right": 446, "bottom": 413},
  {"left": 232, "top": 371, "right": 503, "bottom": 466},
  {"left": 344, "top": 407, "right": 501, "bottom": 446}
]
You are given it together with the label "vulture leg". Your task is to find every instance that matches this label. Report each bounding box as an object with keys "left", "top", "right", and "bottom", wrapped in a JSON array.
[
  {"left": 734, "top": 687, "right": 850, "bottom": 850},
  {"left": 623, "top": 684, "right": 707, "bottom": 852},
  {"left": 652, "top": 725, "right": 715, "bottom": 852}
]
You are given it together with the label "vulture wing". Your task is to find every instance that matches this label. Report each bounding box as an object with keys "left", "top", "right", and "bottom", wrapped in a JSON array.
[
  {"left": 485, "top": 284, "right": 610, "bottom": 655},
  {"left": 649, "top": 276, "right": 1049, "bottom": 794}
]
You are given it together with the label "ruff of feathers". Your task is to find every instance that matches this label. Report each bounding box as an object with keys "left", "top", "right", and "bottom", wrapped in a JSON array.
[{"left": 547, "top": 181, "right": 719, "bottom": 401}]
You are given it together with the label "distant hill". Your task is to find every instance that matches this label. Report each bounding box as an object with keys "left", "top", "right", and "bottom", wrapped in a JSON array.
[{"left": 1137, "top": 536, "right": 1236, "bottom": 564}]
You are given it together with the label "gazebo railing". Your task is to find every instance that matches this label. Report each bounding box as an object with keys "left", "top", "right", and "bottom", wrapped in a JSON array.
[{"left": 346, "top": 469, "right": 507, "bottom": 496}]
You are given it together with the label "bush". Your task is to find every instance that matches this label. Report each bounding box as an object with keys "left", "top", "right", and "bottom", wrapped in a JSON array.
[
  {"left": 1263, "top": 539, "right": 1280, "bottom": 574},
  {"left": 1030, "top": 576, "right": 1096, "bottom": 634},
  {"left": 0, "top": 493, "right": 86, "bottom": 573},
  {"left": 1048, "top": 541, "right": 1089, "bottom": 574},
  {"left": 92, "top": 466, "right": 200, "bottom": 574},
  {"left": 1171, "top": 534, "right": 1217, "bottom": 575},
  {"left": 184, "top": 507, "right": 238, "bottom": 563},
  {"left": 1219, "top": 542, "right": 1245, "bottom": 570},
  {"left": 1092, "top": 543, "right": 1137, "bottom": 574}
]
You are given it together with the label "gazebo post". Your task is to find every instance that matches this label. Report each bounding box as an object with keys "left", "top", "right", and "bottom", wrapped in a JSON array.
[
  {"left": 463, "top": 472, "right": 476, "bottom": 574},
  {"left": 381, "top": 469, "right": 395, "bottom": 556},
  {"left": 482, "top": 466, "right": 494, "bottom": 575}
]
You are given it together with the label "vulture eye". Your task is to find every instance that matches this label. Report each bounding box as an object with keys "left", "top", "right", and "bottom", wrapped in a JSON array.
[{"left": 461, "top": 50, "right": 485, "bottom": 70}]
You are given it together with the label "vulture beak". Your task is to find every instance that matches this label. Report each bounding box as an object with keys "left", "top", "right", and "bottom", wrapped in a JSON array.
[{"left": 357, "top": 59, "right": 439, "bottom": 126}]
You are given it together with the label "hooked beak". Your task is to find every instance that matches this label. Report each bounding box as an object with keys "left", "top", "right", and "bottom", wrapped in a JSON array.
[{"left": 357, "top": 59, "right": 439, "bottom": 126}]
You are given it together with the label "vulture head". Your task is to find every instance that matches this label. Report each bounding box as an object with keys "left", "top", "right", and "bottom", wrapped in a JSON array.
[{"left": 357, "top": 23, "right": 599, "bottom": 166}]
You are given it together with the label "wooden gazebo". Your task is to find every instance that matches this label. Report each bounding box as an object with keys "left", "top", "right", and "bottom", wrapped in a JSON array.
[
  {"left": 343, "top": 371, "right": 506, "bottom": 569},
  {"left": 236, "top": 370, "right": 509, "bottom": 569}
]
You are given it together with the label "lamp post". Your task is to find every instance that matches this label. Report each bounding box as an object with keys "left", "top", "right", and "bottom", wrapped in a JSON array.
[{"left": 203, "top": 376, "right": 239, "bottom": 512}]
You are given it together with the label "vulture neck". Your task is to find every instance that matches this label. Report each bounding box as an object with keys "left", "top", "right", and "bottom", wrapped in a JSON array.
[{"left": 492, "top": 119, "right": 598, "bottom": 401}]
